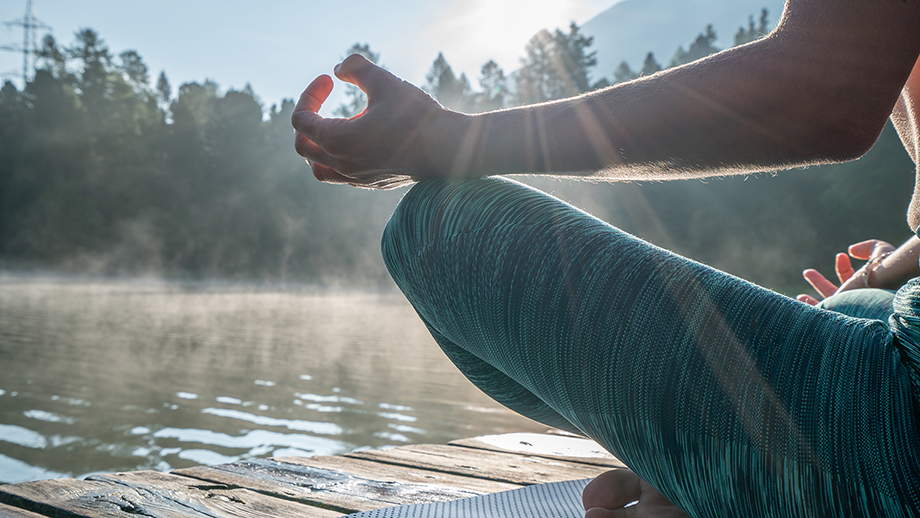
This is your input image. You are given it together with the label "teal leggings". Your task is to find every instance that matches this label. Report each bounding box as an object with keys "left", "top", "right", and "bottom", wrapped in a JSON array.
[{"left": 381, "top": 178, "right": 920, "bottom": 517}]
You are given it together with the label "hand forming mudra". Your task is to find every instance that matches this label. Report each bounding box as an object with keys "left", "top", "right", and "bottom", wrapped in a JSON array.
[
  {"left": 796, "top": 239, "right": 897, "bottom": 305},
  {"left": 291, "top": 54, "right": 467, "bottom": 190}
]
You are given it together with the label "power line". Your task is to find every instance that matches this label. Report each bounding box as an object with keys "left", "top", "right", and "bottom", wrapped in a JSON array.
[{"left": 1, "top": 0, "right": 52, "bottom": 85}]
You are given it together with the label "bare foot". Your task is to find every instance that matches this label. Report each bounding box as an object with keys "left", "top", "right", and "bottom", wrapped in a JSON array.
[{"left": 582, "top": 469, "right": 690, "bottom": 518}]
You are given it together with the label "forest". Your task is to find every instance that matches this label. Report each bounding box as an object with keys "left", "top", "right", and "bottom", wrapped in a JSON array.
[{"left": 0, "top": 10, "right": 914, "bottom": 293}]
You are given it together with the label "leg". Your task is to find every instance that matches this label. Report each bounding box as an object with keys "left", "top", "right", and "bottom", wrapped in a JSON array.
[
  {"left": 817, "top": 288, "right": 896, "bottom": 321},
  {"left": 581, "top": 287, "right": 900, "bottom": 518},
  {"left": 382, "top": 178, "right": 920, "bottom": 517}
]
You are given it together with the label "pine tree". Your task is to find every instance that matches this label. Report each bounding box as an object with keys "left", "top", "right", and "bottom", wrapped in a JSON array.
[
  {"left": 515, "top": 22, "right": 598, "bottom": 104},
  {"left": 670, "top": 25, "right": 719, "bottom": 67},
  {"left": 477, "top": 60, "right": 506, "bottom": 112},
  {"left": 423, "top": 52, "right": 474, "bottom": 112},
  {"left": 613, "top": 61, "right": 637, "bottom": 83},
  {"left": 155, "top": 71, "right": 171, "bottom": 110},
  {"left": 734, "top": 9, "right": 770, "bottom": 46},
  {"left": 639, "top": 53, "right": 662, "bottom": 76}
]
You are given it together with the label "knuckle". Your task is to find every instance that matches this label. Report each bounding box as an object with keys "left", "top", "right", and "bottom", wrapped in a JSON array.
[
  {"left": 293, "top": 135, "right": 310, "bottom": 157},
  {"left": 294, "top": 134, "right": 317, "bottom": 159},
  {"left": 342, "top": 53, "right": 368, "bottom": 69}
]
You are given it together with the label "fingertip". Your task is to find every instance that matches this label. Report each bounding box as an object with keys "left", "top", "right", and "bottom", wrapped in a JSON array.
[
  {"left": 796, "top": 294, "right": 818, "bottom": 305},
  {"left": 312, "top": 73, "right": 334, "bottom": 89},
  {"left": 294, "top": 75, "right": 335, "bottom": 114},
  {"left": 335, "top": 53, "right": 388, "bottom": 93},
  {"left": 335, "top": 54, "right": 367, "bottom": 80}
]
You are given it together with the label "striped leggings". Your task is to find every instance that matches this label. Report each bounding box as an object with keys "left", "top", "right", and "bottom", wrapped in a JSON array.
[{"left": 381, "top": 177, "right": 920, "bottom": 517}]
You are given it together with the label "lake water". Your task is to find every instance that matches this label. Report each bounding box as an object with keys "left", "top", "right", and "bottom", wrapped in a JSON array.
[{"left": 0, "top": 275, "right": 544, "bottom": 484}]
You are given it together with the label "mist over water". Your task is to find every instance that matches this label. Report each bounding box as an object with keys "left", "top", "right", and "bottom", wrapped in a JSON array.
[{"left": 0, "top": 274, "right": 544, "bottom": 484}]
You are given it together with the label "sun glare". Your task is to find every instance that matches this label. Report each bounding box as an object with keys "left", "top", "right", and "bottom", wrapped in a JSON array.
[{"left": 422, "top": 0, "right": 608, "bottom": 81}]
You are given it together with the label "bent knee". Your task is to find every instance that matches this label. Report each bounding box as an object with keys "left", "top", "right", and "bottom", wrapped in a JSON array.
[{"left": 382, "top": 177, "right": 531, "bottom": 280}]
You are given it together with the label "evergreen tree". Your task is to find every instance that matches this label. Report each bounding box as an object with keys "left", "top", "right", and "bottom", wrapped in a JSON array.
[
  {"left": 477, "top": 60, "right": 506, "bottom": 112},
  {"left": 515, "top": 22, "right": 597, "bottom": 104},
  {"left": 734, "top": 9, "right": 770, "bottom": 46},
  {"left": 591, "top": 77, "right": 611, "bottom": 90},
  {"left": 552, "top": 22, "right": 597, "bottom": 93},
  {"left": 613, "top": 61, "right": 638, "bottom": 83},
  {"left": 671, "top": 24, "right": 719, "bottom": 67},
  {"left": 155, "top": 71, "right": 171, "bottom": 118},
  {"left": 639, "top": 53, "right": 662, "bottom": 76},
  {"left": 423, "top": 52, "right": 474, "bottom": 112},
  {"left": 36, "top": 34, "right": 68, "bottom": 80},
  {"left": 118, "top": 50, "right": 149, "bottom": 95},
  {"left": 515, "top": 30, "right": 555, "bottom": 105},
  {"left": 611, "top": 53, "right": 658, "bottom": 85},
  {"left": 68, "top": 28, "right": 113, "bottom": 102}
]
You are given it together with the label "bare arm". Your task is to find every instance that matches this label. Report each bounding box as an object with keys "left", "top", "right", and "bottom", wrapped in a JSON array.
[{"left": 292, "top": 0, "right": 920, "bottom": 187}]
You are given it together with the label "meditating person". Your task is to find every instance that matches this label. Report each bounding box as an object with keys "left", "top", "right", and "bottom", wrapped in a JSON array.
[{"left": 292, "top": 1, "right": 920, "bottom": 516}]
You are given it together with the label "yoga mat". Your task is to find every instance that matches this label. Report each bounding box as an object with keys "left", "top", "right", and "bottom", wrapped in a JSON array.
[{"left": 348, "top": 478, "right": 591, "bottom": 518}]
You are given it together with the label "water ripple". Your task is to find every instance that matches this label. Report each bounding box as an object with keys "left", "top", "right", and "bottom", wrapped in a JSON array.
[
  {"left": 152, "top": 427, "right": 347, "bottom": 456},
  {"left": 24, "top": 410, "right": 76, "bottom": 425},
  {"left": 201, "top": 407, "right": 343, "bottom": 435},
  {"left": 0, "top": 424, "right": 47, "bottom": 448},
  {"left": 378, "top": 412, "right": 417, "bottom": 423},
  {"left": 295, "top": 393, "right": 364, "bottom": 405}
]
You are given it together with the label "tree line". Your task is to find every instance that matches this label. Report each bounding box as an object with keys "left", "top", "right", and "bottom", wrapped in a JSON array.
[
  {"left": 0, "top": 11, "right": 914, "bottom": 292},
  {"left": 0, "top": 29, "right": 403, "bottom": 283}
]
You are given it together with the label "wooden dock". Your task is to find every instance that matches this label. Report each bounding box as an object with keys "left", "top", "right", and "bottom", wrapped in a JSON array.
[{"left": 0, "top": 433, "right": 626, "bottom": 518}]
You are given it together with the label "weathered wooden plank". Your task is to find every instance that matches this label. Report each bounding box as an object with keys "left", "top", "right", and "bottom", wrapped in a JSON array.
[
  {"left": 273, "top": 454, "right": 522, "bottom": 494},
  {"left": 0, "top": 502, "right": 50, "bottom": 518},
  {"left": 91, "top": 471, "right": 342, "bottom": 517},
  {"left": 176, "top": 457, "right": 485, "bottom": 513},
  {"left": 0, "top": 478, "right": 120, "bottom": 518},
  {"left": 346, "top": 444, "right": 610, "bottom": 485},
  {"left": 449, "top": 433, "right": 626, "bottom": 468},
  {"left": 0, "top": 471, "right": 340, "bottom": 518}
]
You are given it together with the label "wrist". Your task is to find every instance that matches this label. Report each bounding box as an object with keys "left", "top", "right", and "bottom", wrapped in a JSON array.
[
  {"left": 864, "top": 252, "right": 912, "bottom": 290},
  {"left": 420, "top": 109, "right": 476, "bottom": 179}
]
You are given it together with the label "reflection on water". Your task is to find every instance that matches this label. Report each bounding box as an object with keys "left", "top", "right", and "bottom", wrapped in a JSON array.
[{"left": 0, "top": 275, "right": 544, "bottom": 484}]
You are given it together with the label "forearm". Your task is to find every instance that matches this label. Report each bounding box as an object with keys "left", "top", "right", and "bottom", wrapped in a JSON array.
[
  {"left": 447, "top": 3, "right": 920, "bottom": 180},
  {"left": 871, "top": 236, "right": 920, "bottom": 290}
]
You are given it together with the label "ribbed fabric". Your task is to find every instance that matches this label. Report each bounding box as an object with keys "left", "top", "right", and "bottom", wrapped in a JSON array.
[
  {"left": 348, "top": 478, "right": 590, "bottom": 518},
  {"left": 382, "top": 178, "right": 920, "bottom": 518}
]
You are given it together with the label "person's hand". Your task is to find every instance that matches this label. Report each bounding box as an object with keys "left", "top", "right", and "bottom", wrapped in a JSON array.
[
  {"left": 291, "top": 54, "right": 467, "bottom": 189},
  {"left": 582, "top": 469, "right": 690, "bottom": 518},
  {"left": 796, "top": 239, "right": 895, "bottom": 305}
]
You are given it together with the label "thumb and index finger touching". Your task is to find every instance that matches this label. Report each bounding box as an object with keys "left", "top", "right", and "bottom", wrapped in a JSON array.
[
  {"left": 333, "top": 53, "right": 391, "bottom": 98},
  {"left": 798, "top": 239, "right": 897, "bottom": 305},
  {"left": 848, "top": 238, "right": 896, "bottom": 260}
]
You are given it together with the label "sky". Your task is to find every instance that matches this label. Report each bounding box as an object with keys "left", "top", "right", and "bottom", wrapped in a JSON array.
[{"left": 0, "top": 0, "right": 619, "bottom": 116}]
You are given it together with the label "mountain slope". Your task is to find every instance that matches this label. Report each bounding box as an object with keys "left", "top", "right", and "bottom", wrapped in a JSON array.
[{"left": 582, "top": 0, "right": 786, "bottom": 81}]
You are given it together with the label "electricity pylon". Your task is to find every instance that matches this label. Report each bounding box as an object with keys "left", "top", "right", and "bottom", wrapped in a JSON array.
[{"left": 1, "top": 0, "right": 52, "bottom": 85}]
